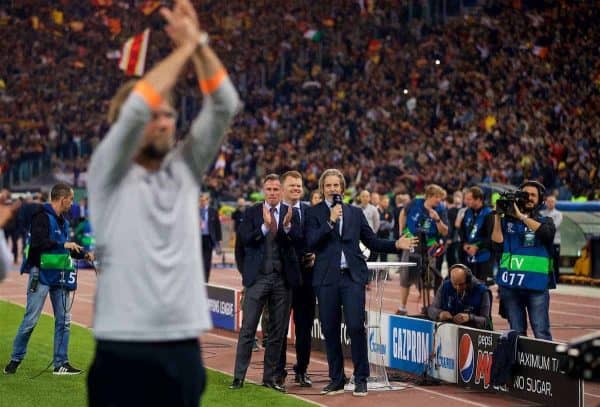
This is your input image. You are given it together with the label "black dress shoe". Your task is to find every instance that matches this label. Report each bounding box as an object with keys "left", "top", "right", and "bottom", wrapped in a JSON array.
[
  {"left": 229, "top": 378, "right": 244, "bottom": 390},
  {"left": 353, "top": 381, "right": 368, "bottom": 397},
  {"left": 320, "top": 379, "right": 345, "bottom": 395},
  {"left": 294, "top": 373, "right": 313, "bottom": 387},
  {"left": 263, "top": 381, "right": 286, "bottom": 393},
  {"left": 275, "top": 370, "right": 288, "bottom": 386}
]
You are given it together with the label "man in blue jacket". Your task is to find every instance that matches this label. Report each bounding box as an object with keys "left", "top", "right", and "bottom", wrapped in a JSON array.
[
  {"left": 427, "top": 264, "right": 492, "bottom": 329},
  {"left": 305, "top": 169, "right": 417, "bottom": 397}
]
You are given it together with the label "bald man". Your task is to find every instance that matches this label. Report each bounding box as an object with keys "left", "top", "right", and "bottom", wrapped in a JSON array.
[{"left": 427, "top": 264, "right": 491, "bottom": 330}]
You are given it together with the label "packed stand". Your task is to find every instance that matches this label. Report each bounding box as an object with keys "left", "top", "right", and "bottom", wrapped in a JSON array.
[{"left": 0, "top": 0, "right": 598, "bottom": 199}]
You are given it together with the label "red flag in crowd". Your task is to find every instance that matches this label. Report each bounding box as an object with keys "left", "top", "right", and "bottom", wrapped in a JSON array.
[{"left": 118, "top": 29, "right": 150, "bottom": 77}]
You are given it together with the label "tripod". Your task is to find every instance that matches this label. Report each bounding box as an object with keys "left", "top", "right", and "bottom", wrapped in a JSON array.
[{"left": 417, "top": 232, "right": 442, "bottom": 315}]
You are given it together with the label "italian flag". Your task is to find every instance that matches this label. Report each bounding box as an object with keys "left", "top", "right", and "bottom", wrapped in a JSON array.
[
  {"left": 118, "top": 29, "right": 150, "bottom": 77},
  {"left": 303, "top": 29, "right": 322, "bottom": 42}
]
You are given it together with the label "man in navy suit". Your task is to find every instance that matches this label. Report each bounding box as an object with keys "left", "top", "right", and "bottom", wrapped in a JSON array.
[
  {"left": 199, "top": 193, "right": 222, "bottom": 282},
  {"left": 275, "top": 170, "right": 315, "bottom": 387},
  {"left": 230, "top": 174, "right": 302, "bottom": 392},
  {"left": 306, "top": 169, "right": 417, "bottom": 397}
]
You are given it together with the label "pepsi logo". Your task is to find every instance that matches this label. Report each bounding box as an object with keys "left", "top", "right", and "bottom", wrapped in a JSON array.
[{"left": 459, "top": 333, "right": 474, "bottom": 383}]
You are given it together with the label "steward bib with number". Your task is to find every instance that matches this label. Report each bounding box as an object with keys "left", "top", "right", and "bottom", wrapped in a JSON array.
[
  {"left": 38, "top": 203, "right": 77, "bottom": 290},
  {"left": 496, "top": 216, "right": 551, "bottom": 291}
]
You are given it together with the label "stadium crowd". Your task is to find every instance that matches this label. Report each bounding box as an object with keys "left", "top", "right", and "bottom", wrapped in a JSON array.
[{"left": 0, "top": 0, "right": 598, "bottom": 200}]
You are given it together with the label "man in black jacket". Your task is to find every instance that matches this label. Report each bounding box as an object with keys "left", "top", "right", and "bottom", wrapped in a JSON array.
[
  {"left": 4, "top": 183, "right": 91, "bottom": 375},
  {"left": 199, "top": 192, "right": 222, "bottom": 283},
  {"left": 230, "top": 174, "right": 302, "bottom": 392}
]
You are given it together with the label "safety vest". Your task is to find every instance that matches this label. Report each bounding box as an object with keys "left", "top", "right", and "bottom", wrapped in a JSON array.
[
  {"left": 38, "top": 204, "right": 76, "bottom": 290},
  {"left": 403, "top": 198, "right": 444, "bottom": 247},
  {"left": 496, "top": 215, "right": 551, "bottom": 291},
  {"left": 463, "top": 206, "right": 492, "bottom": 263}
]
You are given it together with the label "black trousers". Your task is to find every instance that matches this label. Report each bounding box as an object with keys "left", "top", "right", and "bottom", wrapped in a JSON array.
[
  {"left": 233, "top": 272, "right": 290, "bottom": 383},
  {"left": 468, "top": 260, "right": 493, "bottom": 282},
  {"left": 552, "top": 244, "right": 561, "bottom": 283},
  {"left": 88, "top": 339, "right": 205, "bottom": 407},
  {"left": 276, "top": 280, "right": 316, "bottom": 377},
  {"left": 202, "top": 235, "right": 213, "bottom": 283}
]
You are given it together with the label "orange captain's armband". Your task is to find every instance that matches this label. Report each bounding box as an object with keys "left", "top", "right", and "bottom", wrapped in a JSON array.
[
  {"left": 199, "top": 69, "right": 227, "bottom": 95},
  {"left": 133, "top": 80, "right": 162, "bottom": 109}
]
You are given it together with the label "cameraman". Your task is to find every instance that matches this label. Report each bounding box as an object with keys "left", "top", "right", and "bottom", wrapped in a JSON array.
[
  {"left": 4, "top": 183, "right": 91, "bottom": 375},
  {"left": 492, "top": 181, "right": 556, "bottom": 340}
]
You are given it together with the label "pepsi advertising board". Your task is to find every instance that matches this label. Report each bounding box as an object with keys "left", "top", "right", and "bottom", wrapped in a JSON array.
[
  {"left": 207, "top": 285, "right": 236, "bottom": 331},
  {"left": 388, "top": 316, "right": 435, "bottom": 374},
  {"left": 458, "top": 327, "right": 583, "bottom": 406},
  {"left": 457, "top": 328, "right": 498, "bottom": 390},
  {"left": 511, "top": 337, "right": 583, "bottom": 407}
]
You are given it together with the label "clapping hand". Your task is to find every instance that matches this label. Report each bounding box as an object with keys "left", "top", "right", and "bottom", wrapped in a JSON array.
[
  {"left": 160, "top": 0, "right": 201, "bottom": 48},
  {"left": 283, "top": 207, "right": 293, "bottom": 229}
]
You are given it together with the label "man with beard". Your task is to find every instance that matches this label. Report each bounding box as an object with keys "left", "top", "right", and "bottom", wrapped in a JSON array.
[
  {"left": 86, "top": 1, "right": 239, "bottom": 405},
  {"left": 492, "top": 180, "right": 555, "bottom": 340}
]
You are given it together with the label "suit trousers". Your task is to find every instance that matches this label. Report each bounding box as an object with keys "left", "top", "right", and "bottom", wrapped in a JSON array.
[
  {"left": 315, "top": 271, "right": 369, "bottom": 385},
  {"left": 276, "top": 280, "right": 316, "bottom": 377},
  {"left": 234, "top": 272, "right": 291, "bottom": 383},
  {"left": 201, "top": 235, "right": 213, "bottom": 283}
]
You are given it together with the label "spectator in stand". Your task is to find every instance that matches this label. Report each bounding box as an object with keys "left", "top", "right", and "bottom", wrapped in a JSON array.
[
  {"left": 310, "top": 190, "right": 323, "bottom": 206},
  {"left": 0, "top": 1, "right": 598, "bottom": 202}
]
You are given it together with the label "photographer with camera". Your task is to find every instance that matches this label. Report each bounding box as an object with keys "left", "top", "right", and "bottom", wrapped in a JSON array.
[
  {"left": 396, "top": 184, "right": 448, "bottom": 315},
  {"left": 4, "top": 183, "right": 92, "bottom": 375},
  {"left": 492, "top": 180, "right": 556, "bottom": 340}
]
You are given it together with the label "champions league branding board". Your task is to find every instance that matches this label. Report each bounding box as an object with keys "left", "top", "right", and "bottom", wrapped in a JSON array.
[{"left": 206, "top": 285, "right": 237, "bottom": 331}]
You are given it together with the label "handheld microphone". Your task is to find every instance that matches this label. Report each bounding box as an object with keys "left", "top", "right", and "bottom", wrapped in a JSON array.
[{"left": 332, "top": 194, "right": 343, "bottom": 207}]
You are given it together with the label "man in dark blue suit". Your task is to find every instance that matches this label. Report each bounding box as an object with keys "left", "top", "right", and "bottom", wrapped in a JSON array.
[
  {"left": 275, "top": 171, "right": 315, "bottom": 387},
  {"left": 306, "top": 169, "right": 417, "bottom": 397},
  {"left": 230, "top": 174, "right": 302, "bottom": 392}
]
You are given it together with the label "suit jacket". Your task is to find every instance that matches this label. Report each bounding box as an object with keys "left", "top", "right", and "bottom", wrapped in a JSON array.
[
  {"left": 200, "top": 206, "right": 222, "bottom": 246},
  {"left": 239, "top": 202, "right": 302, "bottom": 289},
  {"left": 306, "top": 201, "right": 397, "bottom": 286},
  {"left": 289, "top": 202, "right": 312, "bottom": 284}
]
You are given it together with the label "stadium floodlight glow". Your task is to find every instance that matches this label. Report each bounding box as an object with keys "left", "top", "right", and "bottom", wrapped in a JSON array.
[{"left": 403, "top": 89, "right": 408, "bottom": 95}]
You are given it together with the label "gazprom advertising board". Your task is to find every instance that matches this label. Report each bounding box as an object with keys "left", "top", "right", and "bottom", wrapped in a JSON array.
[{"left": 388, "top": 316, "right": 435, "bottom": 374}]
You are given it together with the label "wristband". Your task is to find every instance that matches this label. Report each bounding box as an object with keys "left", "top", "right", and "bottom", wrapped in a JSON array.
[
  {"left": 199, "top": 68, "right": 227, "bottom": 95},
  {"left": 519, "top": 214, "right": 528, "bottom": 222},
  {"left": 197, "top": 31, "right": 209, "bottom": 48}
]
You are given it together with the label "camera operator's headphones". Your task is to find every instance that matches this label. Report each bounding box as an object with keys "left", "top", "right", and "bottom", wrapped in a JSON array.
[
  {"left": 449, "top": 263, "right": 473, "bottom": 284},
  {"left": 519, "top": 180, "right": 546, "bottom": 211}
]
